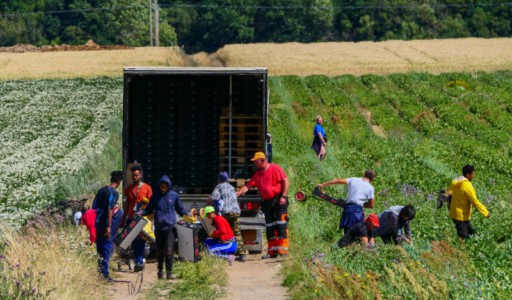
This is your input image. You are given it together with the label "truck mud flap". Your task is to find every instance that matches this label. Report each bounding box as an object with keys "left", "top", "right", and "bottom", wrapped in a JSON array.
[{"left": 239, "top": 217, "right": 266, "bottom": 230}]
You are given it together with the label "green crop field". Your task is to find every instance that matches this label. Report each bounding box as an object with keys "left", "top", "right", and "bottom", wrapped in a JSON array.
[
  {"left": 268, "top": 71, "right": 512, "bottom": 299},
  {"left": 1, "top": 71, "right": 511, "bottom": 298},
  {"left": 0, "top": 78, "right": 122, "bottom": 225}
]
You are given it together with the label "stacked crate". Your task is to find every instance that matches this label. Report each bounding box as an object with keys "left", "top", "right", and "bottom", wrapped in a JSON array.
[
  {"left": 126, "top": 71, "right": 266, "bottom": 194},
  {"left": 218, "top": 116, "right": 264, "bottom": 179},
  {"left": 128, "top": 75, "right": 225, "bottom": 191}
]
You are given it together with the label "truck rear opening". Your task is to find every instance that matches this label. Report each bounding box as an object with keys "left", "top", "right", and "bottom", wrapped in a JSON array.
[{"left": 123, "top": 67, "right": 269, "bottom": 253}]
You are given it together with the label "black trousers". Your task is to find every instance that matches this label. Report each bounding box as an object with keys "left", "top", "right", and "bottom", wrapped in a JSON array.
[
  {"left": 452, "top": 219, "right": 475, "bottom": 239},
  {"left": 155, "top": 227, "right": 176, "bottom": 273},
  {"left": 261, "top": 196, "right": 289, "bottom": 240}
]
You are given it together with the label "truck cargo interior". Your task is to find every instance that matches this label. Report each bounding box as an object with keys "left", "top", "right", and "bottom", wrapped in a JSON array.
[
  {"left": 123, "top": 67, "right": 269, "bottom": 254},
  {"left": 123, "top": 68, "right": 268, "bottom": 195}
]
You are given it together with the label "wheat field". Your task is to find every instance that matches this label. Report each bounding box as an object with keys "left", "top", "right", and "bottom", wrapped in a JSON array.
[
  {"left": 0, "top": 47, "right": 186, "bottom": 80},
  {"left": 216, "top": 37, "right": 512, "bottom": 76},
  {"left": 0, "top": 38, "right": 511, "bottom": 79}
]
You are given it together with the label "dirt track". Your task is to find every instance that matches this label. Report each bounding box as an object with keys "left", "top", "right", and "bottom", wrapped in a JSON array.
[
  {"left": 107, "top": 260, "right": 160, "bottom": 300},
  {"left": 222, "top": 254, "right": 288, "bottom": 300}
]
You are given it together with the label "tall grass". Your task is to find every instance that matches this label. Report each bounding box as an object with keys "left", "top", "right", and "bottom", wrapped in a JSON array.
[{"left": 0, "top": 223, "right": 99, "bottom": 299}]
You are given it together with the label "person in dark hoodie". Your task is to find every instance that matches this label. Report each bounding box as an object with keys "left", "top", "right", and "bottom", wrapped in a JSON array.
[{"left": 139, "top": 175, "right": 187, "bottom": 280}]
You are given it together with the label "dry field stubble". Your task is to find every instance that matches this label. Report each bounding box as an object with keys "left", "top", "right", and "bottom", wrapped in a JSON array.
[
  {"left": 216, "top": 37, "right": 512, "bottom": 76},
  {"left": 0, "top": 46, "right": 186, "bottom": 80}
]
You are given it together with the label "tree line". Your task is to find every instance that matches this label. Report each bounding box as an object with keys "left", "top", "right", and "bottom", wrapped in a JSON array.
[{"left": 0, "top": 0, "right": 511, "bottom": 52}]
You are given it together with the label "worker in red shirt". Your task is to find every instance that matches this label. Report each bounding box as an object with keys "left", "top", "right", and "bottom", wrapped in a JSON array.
[
  {"left": 81, "top": 208, "right": 97, "bottom": 245},
  {"left": 203, "top": 206, "right": 237, "bottom": 265},
  {"left": 121, "top": 165, "right": 153, "bottom": 272},
  {"left": 236, "top": 152, "right": 290, "bottom": 259}
]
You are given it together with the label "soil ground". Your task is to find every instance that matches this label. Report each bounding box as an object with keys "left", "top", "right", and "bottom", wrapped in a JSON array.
[
  {"left": 105, "top": 249, "right": 288, "bottom": 299},
  {"left": 221, "top": 254, "right": 288, "bottom": 300},
  {"left": 106, "top": 259, "right": 160, "bottom": 300}
]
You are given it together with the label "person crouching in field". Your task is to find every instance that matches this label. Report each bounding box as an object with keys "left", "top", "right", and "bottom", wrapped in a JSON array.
[
  {"left": 447, "top": 165, "right": 490, "bottom": 240},
  {"left": 338, "top": 214, "right": 380, "bottom": 248},
  {"left": 203, "top": 206, "right": 237, "bottom": 265},
  {"left": 376, "top": 205, "right": 415, "bottom": 245},
  {"left": 81, "top": 208, "right": 97, "bottom": 246},
  {"left": 311, "top": 116, "right": 327, "bottom": 160}
]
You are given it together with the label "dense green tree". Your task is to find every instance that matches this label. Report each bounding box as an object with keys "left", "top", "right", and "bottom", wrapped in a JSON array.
[
  {"left": 252, "top": 0, "right": 334, "bottom": 43},
  {"left": 0, "top": 0, "right": 512, "bottom": 51},
  {"left": 180, "top": 0, "right": 256, "bottom": 52}
]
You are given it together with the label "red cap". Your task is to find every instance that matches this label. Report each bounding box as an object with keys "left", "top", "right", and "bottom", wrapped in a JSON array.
[{"left": 366, "top": 214, "right": 380, "bottom": 228}]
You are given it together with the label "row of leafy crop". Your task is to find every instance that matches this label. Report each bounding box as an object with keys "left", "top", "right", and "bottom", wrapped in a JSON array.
[
  {"left": 0, "top": 78, "right": 122, "bottom": 225},
  {"left": 358, "top": 72, "right": 512, "bottom": 198},
  {"left": 269, "top": 72, "right": 512, "bottom": 299}
]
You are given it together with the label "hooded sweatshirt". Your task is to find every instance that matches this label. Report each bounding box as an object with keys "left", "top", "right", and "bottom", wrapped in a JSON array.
[
  {"left": 142, "top": 175, "right": 187, "bottom": 230},
  {"left": 448, "top": 176, "right": 489, "bottom": 221}
]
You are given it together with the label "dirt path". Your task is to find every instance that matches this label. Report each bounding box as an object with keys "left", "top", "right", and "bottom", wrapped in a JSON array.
[
  {"left": 221, "top": 254, "right": 288, "bottom": 300},
  {"left": 106, "top": 260, "right": 159, "bottom": 300}
]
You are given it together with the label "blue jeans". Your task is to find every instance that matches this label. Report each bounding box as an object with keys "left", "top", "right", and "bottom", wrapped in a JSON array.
[
  {"left": 96, "top": 236, "right": 113, "bottom": 279},
  {"left": 126, "top": 218, "right": 146, "bottom": 265},
  {"left": 132, "top": 237, "right": 146, "bottom": 265}
]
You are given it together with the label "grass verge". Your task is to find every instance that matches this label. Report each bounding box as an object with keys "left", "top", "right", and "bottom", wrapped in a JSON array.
[{"left": 143, "top": 253, "right": 227, "bottom": 299}]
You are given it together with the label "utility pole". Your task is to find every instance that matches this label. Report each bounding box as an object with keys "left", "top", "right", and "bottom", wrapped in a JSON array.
[
  {"left": 149, "top": 0, "right": 160, "bottom": 46},
  {"left": 149, "top": 0, "right": 153, "bottom": 46},
  {"left": 154, "top": 0, "right": 159, "bottom": 47}
]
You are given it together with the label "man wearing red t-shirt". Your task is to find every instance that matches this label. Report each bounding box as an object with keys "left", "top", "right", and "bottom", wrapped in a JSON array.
[
  {"left": 121, "top": 165, "right": 153, "bottom": 272},
  {"left": 236, "top": 152, "right": 290, "bottom": 258}
]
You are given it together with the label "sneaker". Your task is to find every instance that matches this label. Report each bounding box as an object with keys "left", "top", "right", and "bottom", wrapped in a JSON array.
[
  {"left": 166, "top": 273, "right": 176, "bottom": 280},
  {"left": 237, "top": 254, "right": 247, "bottom": 262},
  {"left": 103, "top": 277, "right": 115, "bottom": 284},
  {"left": 133, "top": 263, "right": 144, "bottom": 272},
  {"left": 228, "top": 255, "right": 235, "bottom": 266},
  {"left": 157, "top": 272, "right": 163, "bottom": 280},
  {"left": 261, "top": 254, "right": 278, "bottom": 260}
]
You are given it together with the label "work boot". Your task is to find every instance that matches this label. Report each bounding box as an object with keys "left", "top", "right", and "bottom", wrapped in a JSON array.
[
  {"left": 261, "top": 254, "right": 278, "bottom": 260},
  {"left": 166, "top": 273, "right": 176, "bottom": 280},
  {"left": 237, "top": 254, "right": 247, "bottom": 262},
  {"left": 157, "top": 272, "right": 163, "bottom": 280}
]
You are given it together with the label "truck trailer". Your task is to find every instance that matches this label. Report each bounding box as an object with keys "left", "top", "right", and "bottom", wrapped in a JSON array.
[{"left": 122, "top": 67, "right": 269, "bottom": 253}]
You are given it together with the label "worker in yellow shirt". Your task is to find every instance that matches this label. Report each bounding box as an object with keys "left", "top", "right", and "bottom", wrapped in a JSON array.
[{"left": 447, "top": 165, "right": 490, "bottom": 239}]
